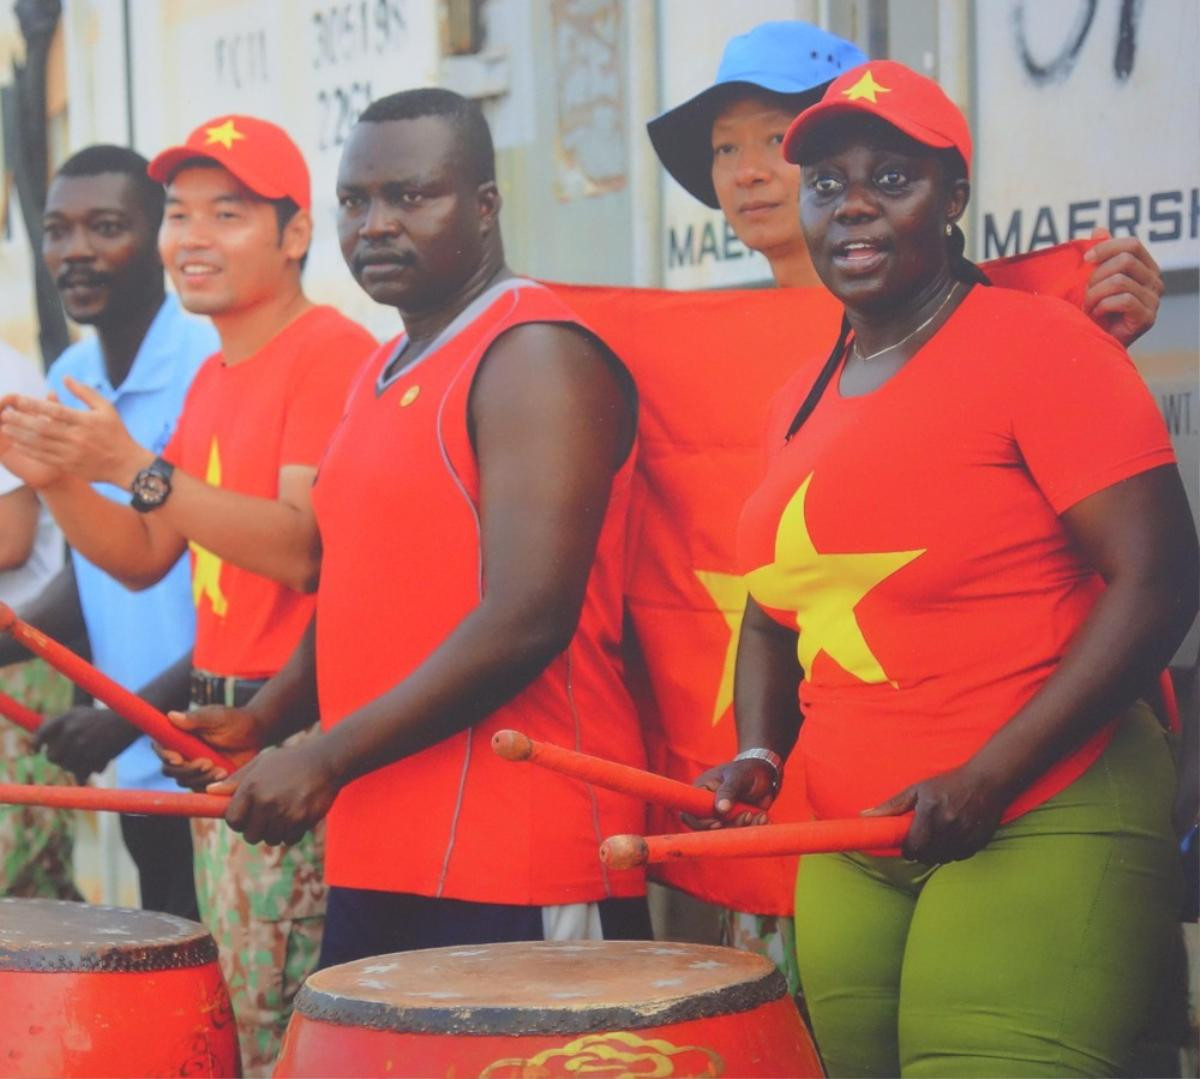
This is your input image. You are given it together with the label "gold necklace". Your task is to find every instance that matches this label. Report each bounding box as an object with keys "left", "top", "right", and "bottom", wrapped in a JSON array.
[{"left": 851, "top": 281, "right": 963, "bottom": 363}]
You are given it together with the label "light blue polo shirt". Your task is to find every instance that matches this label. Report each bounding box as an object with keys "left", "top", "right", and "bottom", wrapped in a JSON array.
[{"left": 47, "top": 294, "right": 218, "bottom": 791}]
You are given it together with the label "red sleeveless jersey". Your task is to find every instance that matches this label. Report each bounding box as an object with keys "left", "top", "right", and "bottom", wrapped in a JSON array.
[{"left": 311, "top": 279, "right": 646, "bottom": 903}]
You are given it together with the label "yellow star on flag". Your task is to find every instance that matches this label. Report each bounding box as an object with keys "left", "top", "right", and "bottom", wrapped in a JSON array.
[
  {"left": 842, "top": 69, "right": 891, "bottom": 103},
  {"left": 694, "top": 569, "right": 750, "bottom": 726},
  {"left": 744, "top": 473, "right": 923, "bottom": 686},
  {"left": 190, "top": 438, "right": 229, "bottom": 618},
  {"left": 204, "top": 119, "right": 245, "bottom": 151}
]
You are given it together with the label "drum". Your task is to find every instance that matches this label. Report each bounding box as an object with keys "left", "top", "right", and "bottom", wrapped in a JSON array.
[
  {"left": 274, "top": 940, "right": 823, "bottom": 1077},
  {"left": 0, "top": 898, "right": 239, "bottom": 1077}
]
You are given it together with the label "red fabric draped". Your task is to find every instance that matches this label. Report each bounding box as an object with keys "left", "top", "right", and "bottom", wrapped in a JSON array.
[{"left": 547, "top": 240, "right": 1098, "bottom": 914}]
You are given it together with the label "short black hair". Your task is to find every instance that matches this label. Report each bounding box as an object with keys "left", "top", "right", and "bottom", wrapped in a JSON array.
[
  {"left": 358, "top": 88, "right": 495, "bottom": 185},
  {"left": 55, "top": 144, "right": 165, "bottom": 231},
  {"left": 164, "top": 156, "right": 308, "bottom": 269}
]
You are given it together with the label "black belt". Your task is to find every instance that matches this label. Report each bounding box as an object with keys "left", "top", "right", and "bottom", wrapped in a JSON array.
[{"left": 189, "top": 670, "right": 268, "bottom": 708}]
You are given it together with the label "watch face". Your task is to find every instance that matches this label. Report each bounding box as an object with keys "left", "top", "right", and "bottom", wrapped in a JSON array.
[{"left": 132, "top": 470, "right": 169, "bottom": 505}]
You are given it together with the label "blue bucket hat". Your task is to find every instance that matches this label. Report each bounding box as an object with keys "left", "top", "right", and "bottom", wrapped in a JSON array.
[{"left": 647, "top": 21, "right": 867, "bottom": 208}]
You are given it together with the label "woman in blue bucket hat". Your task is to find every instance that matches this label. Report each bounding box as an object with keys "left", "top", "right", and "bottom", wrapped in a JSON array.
[
  {"left": 647, "top": 21, "right": 867, "bottom": 995},
  {"left": 647, "top": 20, "right": 1164, "bottom": 331},
  {"left": 649, "top": 21, "right": 863, "bottom": 289}
]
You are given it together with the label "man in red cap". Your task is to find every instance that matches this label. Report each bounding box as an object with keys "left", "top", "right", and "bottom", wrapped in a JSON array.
[{"left": 0, "top": 114, "right": 377, "bottom": 1074}]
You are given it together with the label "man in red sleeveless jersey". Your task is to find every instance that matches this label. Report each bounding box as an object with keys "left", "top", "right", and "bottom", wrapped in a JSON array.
[
  {"left": 163, "top": 89, "right": 652, "bottom": 967},
  {"left": 0, "top": 115, "right": 377, "bottom": 1072}
]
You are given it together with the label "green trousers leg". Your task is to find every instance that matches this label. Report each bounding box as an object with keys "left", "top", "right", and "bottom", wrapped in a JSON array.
[{"left": 794, "top": 704, "right": 1180, "bottom": 1078}]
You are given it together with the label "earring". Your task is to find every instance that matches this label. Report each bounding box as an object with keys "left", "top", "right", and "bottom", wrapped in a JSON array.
[{"left": 945, "top": 223, "right": 953, "bottom": 236}]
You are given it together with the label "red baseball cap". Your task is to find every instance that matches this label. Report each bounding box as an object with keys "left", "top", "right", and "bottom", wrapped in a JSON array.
[
  {"left": 147, "top": 115, "right": 311, "bottom": 210},
  {"left": 782, "top": 60, "right": 971, "bottom": 177}
]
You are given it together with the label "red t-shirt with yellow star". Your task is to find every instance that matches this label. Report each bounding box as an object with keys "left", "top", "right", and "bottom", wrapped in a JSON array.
[
  {"left": 164, "top": 305, "right": 376, "bottom": 677},
  {"left": 737, "top": 284, "right": 1176, "bottom": 827}
]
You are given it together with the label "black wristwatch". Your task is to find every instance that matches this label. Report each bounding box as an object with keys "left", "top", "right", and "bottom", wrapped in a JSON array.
[{"left": 130, "top": 456, "right": 175, "bottom": 513}]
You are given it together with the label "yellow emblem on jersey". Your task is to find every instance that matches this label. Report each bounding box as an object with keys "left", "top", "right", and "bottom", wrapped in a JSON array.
[{"left": 190, "top": 438, "right": 229, "bottom": 618}]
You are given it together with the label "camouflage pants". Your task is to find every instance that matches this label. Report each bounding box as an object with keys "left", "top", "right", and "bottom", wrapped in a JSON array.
[
  {"left": 722, "top": 911, "right": 801, "bottom": 997},
  {"left": 0, "top": 660, "right": 80, "bottom": 900},
  {"left": 191, "top": 733, "right": 327, "bottom": 1077}
]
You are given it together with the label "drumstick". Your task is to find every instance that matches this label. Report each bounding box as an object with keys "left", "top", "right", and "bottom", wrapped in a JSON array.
[
  {"left": 492, "top": 729, "right": 769, "bottom": 822},
  {"left": 0, "top": 602, "right": 237, "bottom": 773},
  {"left": 0, "top": 689, "right": 44, "bottom": 734},
  {"left": 0, "top": 782, "right": 229, "bottom": 818},
  {"left": 1159, "top": 669, "right": 1180, "bottom": 734},
  {"left": 600, "top": 816, "right": 913, "bottom": 869}
]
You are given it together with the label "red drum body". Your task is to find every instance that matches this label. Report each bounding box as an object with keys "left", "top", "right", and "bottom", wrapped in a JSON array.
[
  {"left": 0, "top": 898, "right": 239, "bottom": 1077},
  {"left": 274, "top": 940, "right": 823, "bottom": 1078}
]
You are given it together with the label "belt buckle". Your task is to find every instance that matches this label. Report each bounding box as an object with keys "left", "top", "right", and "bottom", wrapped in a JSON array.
[{"left": 191, "top": 670, "right": 230, "bottom": 708}]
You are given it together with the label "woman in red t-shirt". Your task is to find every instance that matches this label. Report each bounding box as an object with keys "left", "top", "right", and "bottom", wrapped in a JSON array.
[
  {"left": 696, "top": 61, "right": 1197, "bottom": 1077},
  {"left": 647, "top": 19, "right": 1170, "bottom": 984}
]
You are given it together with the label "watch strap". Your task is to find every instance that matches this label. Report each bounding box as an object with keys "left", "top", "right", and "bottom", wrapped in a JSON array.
[{"left": 130, "top": 456, "right": 175, "bottom": 513}]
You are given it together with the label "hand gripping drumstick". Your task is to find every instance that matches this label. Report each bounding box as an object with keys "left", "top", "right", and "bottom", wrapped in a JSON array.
[
  {"left": 0, "top": 602, "right": 237, "bottom": 773},
  {"left": 0, "top": 782, "right": 229, "bottom": 818},
  {"left": 0, "top": 689, "right": 44, "bottom": 734},
  {"left": 492, "top": 729, "right": 768, "bottom": 821},
  {"left": 600, "top": 816, "right": 914, "bottom": 869}
]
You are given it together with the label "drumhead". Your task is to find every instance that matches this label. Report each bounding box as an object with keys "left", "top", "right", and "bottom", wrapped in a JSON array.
[
  {"left": 0, "top": 898, "right": 217, "bottom": 972},
  {"left": 296, "top": 940, "right": 787, "bottom": 1035}
]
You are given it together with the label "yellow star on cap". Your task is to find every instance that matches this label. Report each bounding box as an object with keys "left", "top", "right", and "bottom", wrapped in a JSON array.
[
  {"left": 842, "top": 69, "right": 892, "bottom": 104},
  {"left": 744, "top": 473, "right": 923, "bottom": 686},
  {"left": 204, "top": 119, "right": 245, "bottom": 151}
]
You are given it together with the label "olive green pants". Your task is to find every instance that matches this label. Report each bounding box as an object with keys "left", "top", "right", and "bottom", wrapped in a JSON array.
[{"left": 794, "top": 704, "right": 1180, "bottom": 1077}]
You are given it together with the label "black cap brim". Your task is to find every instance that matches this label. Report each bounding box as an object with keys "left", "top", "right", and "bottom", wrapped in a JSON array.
[{"left": 647, "top": 82, "right": 828, "bottom": 210}]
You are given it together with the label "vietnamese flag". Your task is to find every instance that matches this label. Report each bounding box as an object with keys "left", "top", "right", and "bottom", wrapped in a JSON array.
[{"left": 549, "top": 240, "right": 1099, "bottom": 915}]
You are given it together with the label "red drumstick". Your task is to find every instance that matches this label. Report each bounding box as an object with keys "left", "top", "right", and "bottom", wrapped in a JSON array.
[
  {"left": 0, "top": 782, "right": 229, "bottom": 818},
  {"left": 0, "top": 603, "right": 236, "bottom": 773},
  {"left": 1159, "top": 669, "right": 1180, "bottom": 734},
  {"left": 600, "top": 816, "right": 913, "bottom": 869},
  {"left": 492, "top": 729, "right": 768, "bottom": 821},
  {"left": 0, "top": 689, "right": 44, "bottom": 734}
]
